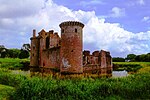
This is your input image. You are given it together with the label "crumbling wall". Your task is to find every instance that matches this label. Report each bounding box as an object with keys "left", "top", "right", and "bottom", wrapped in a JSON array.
[
  {"left": 38, "top": 29, "right": 61, "bottom": 73},
  {"left": 83, "top": 50, "right": 112, "bottom": 74},
  {"left": 106, "top": 52, "right": 113, "bottom": 74}
]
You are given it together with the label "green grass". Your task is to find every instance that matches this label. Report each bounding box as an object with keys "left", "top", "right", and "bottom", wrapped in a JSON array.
[
  {"left": 0, "top": 58, "right": 29, "bottom": 70},
  {"left": 0, "top": 58, "right": 29, "bottom": 63},
  {"left": 0, "top": 84, "right": 14, "bottom": 100}
]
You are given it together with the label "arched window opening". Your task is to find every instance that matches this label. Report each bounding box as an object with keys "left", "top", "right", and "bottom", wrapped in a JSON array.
[{"left": 46, "top": 37, "right": 50, "bottom": 49}]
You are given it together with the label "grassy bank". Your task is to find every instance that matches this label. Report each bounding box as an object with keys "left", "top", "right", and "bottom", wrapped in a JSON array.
[
  {"left": 0, "top": 84, "right": 14, "bottom": 100},
  {"left": 0, "top": 58, "right": 150, "bottom": 99},
  {"left": 13, "top": 73, "right": 150, "bottom": 99},
  {"left": 112, "top": 62, "right": 150, "bottom": 73},
  {"left": 0, "top": 67, "right": 150, "bottom": 99}
]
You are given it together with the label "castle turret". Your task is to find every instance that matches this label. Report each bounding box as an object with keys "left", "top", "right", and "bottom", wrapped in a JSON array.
[
  {"left": 59, "top": 21, "right": 84, "bottom": 74},
  {"left": 30, "top": 29, "right": 40, "bottom": 71}
]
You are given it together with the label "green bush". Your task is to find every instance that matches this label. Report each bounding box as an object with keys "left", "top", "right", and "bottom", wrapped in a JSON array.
[{"left": 0, "top": 84, "right": 14, "bottom": 100}]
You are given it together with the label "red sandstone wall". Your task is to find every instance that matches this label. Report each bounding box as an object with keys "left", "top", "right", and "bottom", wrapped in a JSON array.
[
  {"left": 106, "top": 52, "right": 113, "bottom": 74},
  {"left": 50, "top": 32, "right": 60, "bottom": 48},
  {"left": 83, "top": 50, "right": 113, "bottom": 74},
  {"left": 38, "top": 29, "right": 61, "bottom": 71},
  {"left": 60, "top": 22, "right": 84, "bottom": 74},
  {"left": 41, "top": 48, "right": 60, "bottom": 69}
]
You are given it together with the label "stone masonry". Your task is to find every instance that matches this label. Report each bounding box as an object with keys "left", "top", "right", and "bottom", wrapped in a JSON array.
[{"left": 30, "top": 21, "right": 112, "bottom": 75}]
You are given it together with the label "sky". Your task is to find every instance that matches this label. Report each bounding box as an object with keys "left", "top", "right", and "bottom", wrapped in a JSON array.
[{"left": 0, "top": 0, "right": 150, "bottom": 57}]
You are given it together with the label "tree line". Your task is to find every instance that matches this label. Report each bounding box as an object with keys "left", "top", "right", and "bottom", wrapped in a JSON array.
[
  {"left": 113, "top": 53, "right": 150, "bottom": 62},
  {"left": 0, "top": 44, "right": 30, "bottom": 59}
]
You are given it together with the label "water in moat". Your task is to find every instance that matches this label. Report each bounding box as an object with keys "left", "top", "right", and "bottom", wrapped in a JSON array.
[
  {"left": 112, "top": 70, "right": 128, "bottom": 78},
  {"left": 11, "top": 70, "right": 128, "bottom": 78},
  {"left": 11, "top": 70, "right": 30, "bottom": 76}
]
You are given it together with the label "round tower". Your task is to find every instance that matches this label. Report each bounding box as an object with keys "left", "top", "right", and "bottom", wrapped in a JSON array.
[{"left": 59, "top": 21, "right": 84, "bottom": 74}]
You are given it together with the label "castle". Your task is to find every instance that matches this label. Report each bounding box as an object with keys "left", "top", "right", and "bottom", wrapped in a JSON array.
[{"left": 30, "top": 21, "right": 113, "bottom": 75}]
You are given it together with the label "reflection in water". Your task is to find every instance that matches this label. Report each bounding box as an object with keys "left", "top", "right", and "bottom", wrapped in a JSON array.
[
  {"left": 11, "top": 70, "right": 30, "bottom": 76},
  {"left": 112, "top": 70, "right": 128, "bottom": 78}
]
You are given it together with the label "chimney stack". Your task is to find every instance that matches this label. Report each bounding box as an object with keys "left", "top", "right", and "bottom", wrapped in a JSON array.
[{"left": 33, "top": 29, "right": 36, "bottom": 37}]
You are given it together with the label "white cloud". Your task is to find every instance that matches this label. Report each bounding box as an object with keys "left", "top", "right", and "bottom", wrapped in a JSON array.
[
  {"left": 142, "top": 16, "right": 150, "bottom": 23},
  {"left": 0, "top": 0, "right": 150, "bottom": 57},
  {"left": 0, "top": 0, "right": 45, "bottom": 18},
  {"left": 110, "top": 7, "right": 125, "bottom": 18}
]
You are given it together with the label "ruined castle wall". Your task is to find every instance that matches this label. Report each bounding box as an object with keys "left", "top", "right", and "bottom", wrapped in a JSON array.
[
  {"left": 41, "top": 48, "right": 60, "bottom": 70},
  {"left": 106, "top": 52, "right": 113, "bottom": 74},
  {"left": 100, "top": 50, "right": 113, "bottom": 74},
  {"left": 83, "top": 51, "right": 101, "bottom": 74},
  {"left": 50, "top": 32, "right": 60, "bottom": 48},
  {"left": 39, "top": 30, "right": 61, "bottom": 70},
  {"left": 83, "top": 50, "right": 100, "bottom": 65},
  {"left": 39, "top": 30, "right": 46, "bottom": 67},
  {"left": 100, "top": 50, "right": 107, "bottom": 74},
  {"left": 83, "top": 50, "right": 112, "bottom": 74}
]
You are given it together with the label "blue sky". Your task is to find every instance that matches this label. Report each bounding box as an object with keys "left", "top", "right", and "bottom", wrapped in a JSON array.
[
  {"left": 0, "top": 0, "right": 150, "bottom": 57},
  {"left": 54, "top": 0, "right": 150, "bottom": 33}
]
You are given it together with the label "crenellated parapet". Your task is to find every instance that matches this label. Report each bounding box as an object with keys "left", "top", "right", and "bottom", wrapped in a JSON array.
[{"left": 59, "top": 21, "right": 84, "bottom": 28}]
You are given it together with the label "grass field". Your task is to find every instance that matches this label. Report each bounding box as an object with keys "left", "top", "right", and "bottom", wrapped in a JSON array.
[
  {"left": 0, "top": 58, "right": 29, "bottom": 63},
  {"left": 0, "top": 58, "right": 29, "bottom": 70}
]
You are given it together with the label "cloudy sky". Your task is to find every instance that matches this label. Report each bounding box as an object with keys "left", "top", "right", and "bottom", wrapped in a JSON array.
[{"left": 0, "top": 0, "right": 150, "bottom": 57}]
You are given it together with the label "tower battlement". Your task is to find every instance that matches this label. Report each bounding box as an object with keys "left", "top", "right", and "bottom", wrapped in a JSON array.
[{"left": 59, "top": 21, "right": 84, "bottom": 28}]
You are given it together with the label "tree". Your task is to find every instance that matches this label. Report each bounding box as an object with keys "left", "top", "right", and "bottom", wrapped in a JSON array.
[
  {"left": 112, "top": 57, "right": 125, "bottom": 62},
  {"left": 126, "top": 54, "right": 136, "bottom": 61},
  {"left": 18, "top": 44, "right": 30, "bottom": 59},
  {"left": 0, "top": 45, "right": 7, "bottom": 58},
  {"left": 19, "top": 49, "right": 29, "bottom": 59},
  {"left": 21, "top": 44, "right": 30, "bottom": 52},
  {"left": 7, "top": 49, "right": 20, "bottom": 58},
  {"left": 135, "top": 55, "right": 140, "bottom": 62},
  {"left": 139, "top": 54, "right": 146, "bottom": 62},
  {"left": 146, "top": 53, "right": 150, "bottom": 62}
]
